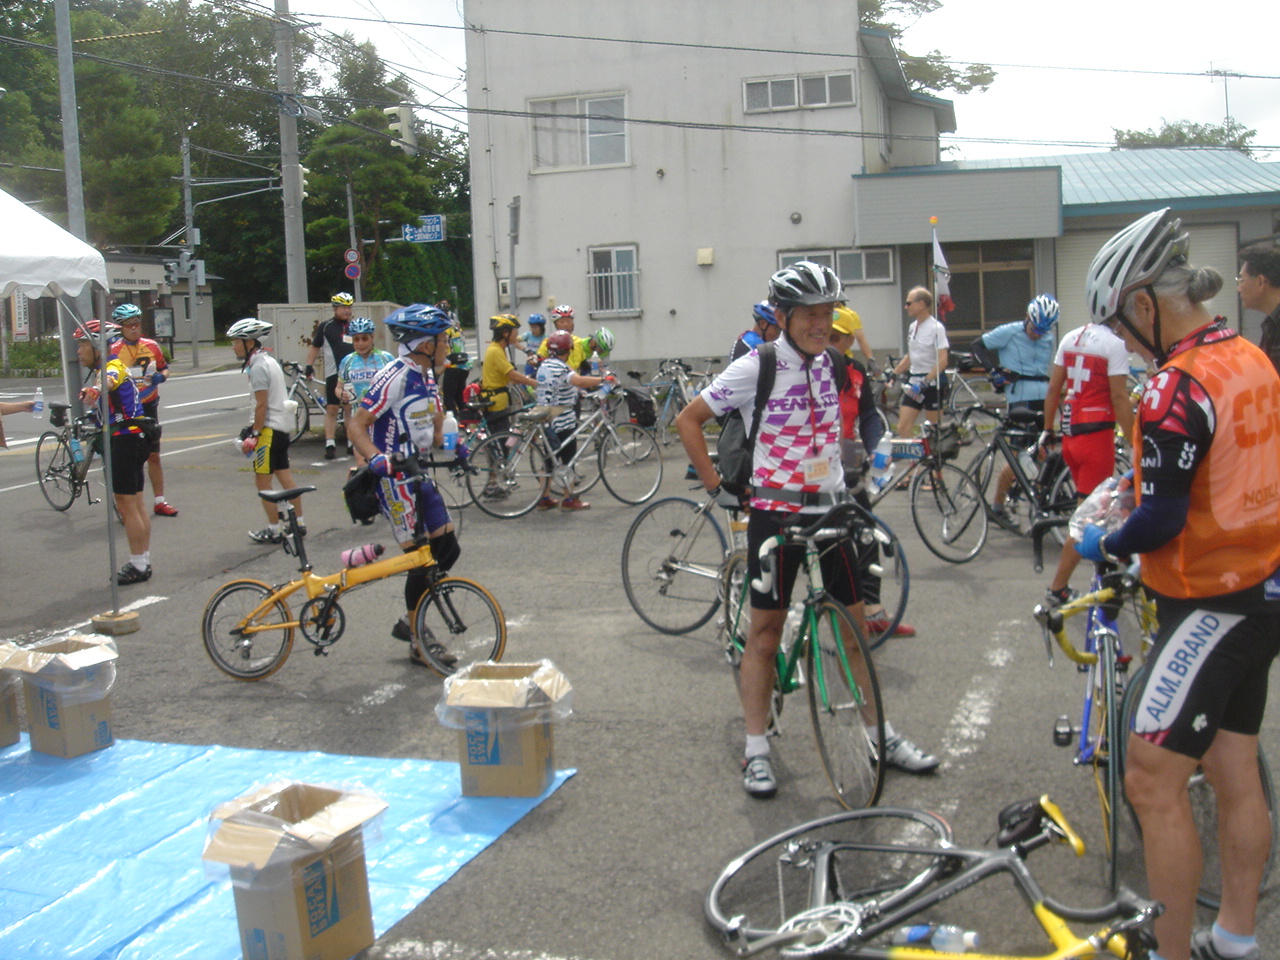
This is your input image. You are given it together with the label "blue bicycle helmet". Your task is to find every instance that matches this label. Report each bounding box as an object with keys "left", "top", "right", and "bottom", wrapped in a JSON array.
[
  {"left": 527, "top": 312, "right": 546, "bottom": 327},
  {"left": 111, "top": 303, "right": 142, "bottom": 322},
  {"left": 752, "top": 301, "right": 777, "bottom": 326},
  {"left": 383, "top": 303, "right": 451, "bottom": 343},
  {"left": 1026, "top": 294, "right": 1060, "bottom": 336},
  {"left": 348, "top": 316, "right": 376, "bottom": 336}
]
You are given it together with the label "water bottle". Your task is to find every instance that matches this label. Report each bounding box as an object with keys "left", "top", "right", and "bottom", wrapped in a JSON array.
[
  {"left": 590, "top": 350, "right": 602, "bottom": 378},
  {"left": 1018, "top": 443, "right": 1036, "bottom": 478},
  {"left": 870, "top": 435, "right": 895, "bottom": 492},
  {"left": 341, "top": 543, "right": 384, "bottom": 568},
  {"left": 441, "top": 411, "right": 458, "bottom": 452},
  {"left": 32, "top": 387, "right": 44, "bottom": 417},
  {"left": 780, "top": 602, "right": 804, "bottom": 655},
  {"left": 891, "top": 924, "right": 979, "bottom": 952}
]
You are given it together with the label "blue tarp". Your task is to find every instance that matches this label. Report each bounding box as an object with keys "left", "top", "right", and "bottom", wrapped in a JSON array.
[{"left": 0, "top": 735, "right": 573, "bottom": 959}]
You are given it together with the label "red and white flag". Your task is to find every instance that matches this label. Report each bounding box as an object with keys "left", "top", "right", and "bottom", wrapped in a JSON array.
[{"left": 931, "top": 227, "right": 955, "bottom": 321}]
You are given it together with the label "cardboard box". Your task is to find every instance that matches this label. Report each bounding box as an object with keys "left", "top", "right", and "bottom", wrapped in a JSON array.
[
  {"left": 202, "top": 782, "right": 388, "bottom": 960},
  {"left": 0, "top": 674, "right": 20, "bottom": 749},
  {"left": 437, "top": 661, "right": 573, "bottom": 798},
  {"left": 0, "top": 635, "right": 116, "bottom": 758}
]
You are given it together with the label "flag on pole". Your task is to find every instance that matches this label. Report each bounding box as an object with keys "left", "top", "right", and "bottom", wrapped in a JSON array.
[{"left": 931, "top": 226, "right": 955, "bottom": 321}]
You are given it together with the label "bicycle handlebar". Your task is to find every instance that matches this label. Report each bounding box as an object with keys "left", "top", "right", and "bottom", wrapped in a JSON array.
[
  {"left": 1032, "top": 569, "right": 1144, "bottom": 666},
  {"left": 749, "top": 500, "right": 868, "bottom": 596},
  {"left": 1029, "top": 516, "right": 1069, "bottom": 573}
]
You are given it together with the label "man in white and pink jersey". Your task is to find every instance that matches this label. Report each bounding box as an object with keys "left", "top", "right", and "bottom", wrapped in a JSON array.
[
  {"left": 677, "top": 262, "right": 937, "bottom": 800},
  {"left": 1041, "top": 318, "right": 1134, "bottom": 605}
]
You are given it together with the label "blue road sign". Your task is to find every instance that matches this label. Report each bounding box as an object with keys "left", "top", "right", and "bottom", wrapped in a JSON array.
[{"left": 402, "top": 215, "right": 446, "bottom": 243}]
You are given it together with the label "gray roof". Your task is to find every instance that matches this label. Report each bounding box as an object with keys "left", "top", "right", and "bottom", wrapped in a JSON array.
[{"left": 899, "top": 147, "right": 1280, "bottom": 216}]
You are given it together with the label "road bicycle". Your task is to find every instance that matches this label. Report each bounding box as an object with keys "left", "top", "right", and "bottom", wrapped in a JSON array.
[
  {"left": 202, "top": 456, "right": 506, "bottom": 680},
  {"left": 720, "top": 499, "right": 887, "bottom": 809},
  {"left": 867, "top": 421, "right": 989, "bottom": 564},
  {"left": 1031, "top": 536, "right": 1277, "bottom": 909},
  {"left": 281, "top": 360, "right": 338, "bottom": 444},
  {"left": 34, "top": 402, "right": 109, "bottom": 511},
  {"left": 626, "top": 357, "right": 719, "bottom": 445},
  {"left": 705, "top": 793, "right": 1161, "bottom": 959},
  {"left": 465, "top": 387, "right": 662, "bottom": 518}
]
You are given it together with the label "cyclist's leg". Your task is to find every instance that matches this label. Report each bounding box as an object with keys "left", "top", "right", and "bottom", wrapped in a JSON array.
[
  {"left": 112, "top": 432, "right": 152, "bottom": 574},
  {"left": 1202, "top": 730, "right": 1270, "bottom": 937},
  {"left": 322, "top": 375, "right": 342, "bottom": 446},
  {"left": 1048, "top": 431, "right": 1111, "bottom": 598}
]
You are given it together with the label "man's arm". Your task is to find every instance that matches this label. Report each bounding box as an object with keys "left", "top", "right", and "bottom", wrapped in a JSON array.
[
  {"left": 349, "top": 407, "right": 379, "bottom": 461},
  {"left": 1109, "top": 374, "right": 1135, "bottom": 445},
  {"left": 676, "top": 395, "right": 720, "bottom": 494},
  {"left": 252, "top": 389, "right": 269, "bottom": 434}
]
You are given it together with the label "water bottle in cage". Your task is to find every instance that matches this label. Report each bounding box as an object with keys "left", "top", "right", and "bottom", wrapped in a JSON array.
[{"left": 341, "top": 543, "right": 385, "bottom": 568}]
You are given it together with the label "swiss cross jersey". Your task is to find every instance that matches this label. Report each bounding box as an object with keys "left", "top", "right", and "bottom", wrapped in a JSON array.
[
  {"left": 1134, "top": 322, "right": 1280, "bottom": 598},
  {"left": 1052, "top": 323, "right": 1129, "bottom": 433},
  {"left": 109, "top": 336, "right": 168, "bottom": 404},
  {"left": 338, "top": 350, "right": 394, "bottom": 403},
  {"left": 311, "top": 316, "right": 354, "bottom": 376},
  {"left": 701, "top": 338, "right": 843, "bottom": 513},
  {"left": 359, "top": 357, "right": 439, "bottom": 457}
]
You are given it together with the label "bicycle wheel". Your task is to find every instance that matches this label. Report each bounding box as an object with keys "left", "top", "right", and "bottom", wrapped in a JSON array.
[
  {"left": 854, "top": 508, "right": 910, "bottom": 651},
  {"left": 465, "top": 432, "right": 552, "bottom": 518},
  {"left": 1119, "top": 663, "right": 1277, "bottom": 909},
  {"left": 705, "top": 806, "right": 953, "bottom": 950},
  {"left": 413, "top": 576, "right": 507, "bottom": 677},
  {"left": 910, "top": 462, "right": 988, "bottom": 563},
  {"left": 958, "top": 404, "right": 1002, "bottom": 447},
  {"left": 35, "top": 432, "right": 78, "bottom": 510},
  {"left": 808, "top": 600, "right": 885, "bottom": 810},
  {"left": 1094, "top": 630, "right": 1122, "bottom": 894},
  {"left": 599, "top": 423, "right": 663, "bottom": 505},
  {"left": 548, "top": 435, "right": 602, "bottom": 499},
  {"left": 1044, "top": 459, "right": 1077, "bottom": 546},
  {"left": 288, "top": 385, "right": 311, "bottom": 443},
  {"left": 964, "top": 442, "right": 1000, "bottom": 501},
  {"left": 202, "top": 579, "right": 294, "bottom": 680},
  {"left": 718, "top": 550, "right": 749, "bottom": 650},
  {"left": 621, "top": 497, "right": 726, "bottom": 634},
  {"left": 433, "top": 469, "right": 468, "bottom": 538}
]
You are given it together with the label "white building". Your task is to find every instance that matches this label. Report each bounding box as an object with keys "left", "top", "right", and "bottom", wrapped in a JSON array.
[{"left": 464, "top": 2, "right": 954, "bottom": 362}]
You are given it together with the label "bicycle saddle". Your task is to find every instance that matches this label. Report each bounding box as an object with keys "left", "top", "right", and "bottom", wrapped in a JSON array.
[{"left": 258, "top": 486, "right": 317, "bottom": 503}]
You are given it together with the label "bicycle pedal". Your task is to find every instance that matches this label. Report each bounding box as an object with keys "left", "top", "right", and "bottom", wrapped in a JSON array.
[{"left": 1052, "top": 715, "right": 1074, "bottom": 746}]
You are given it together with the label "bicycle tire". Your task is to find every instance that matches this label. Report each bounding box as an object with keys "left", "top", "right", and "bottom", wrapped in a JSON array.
[
  {"left": 202, "top": 579, "right": 294, "bottom": 680},
  {"left": 621, "top": 497, "right": 726, "bottom": 634},
  {"left": 432, "top": 469, "right": 468, "bottom": 538},
  {"left": 705, "top": 806, "right": 953, "bottom": 948},
  {"left": 1119, "top": 663, "right": 1277, "bottom": 909},
  {"left": 548, "top": 435, "right": 603, "bottom": 499},
  {"left": 599, "top": 422, "right": 663, "bottom": 505},
  {"left": 910, "top": 462, "right": 988, "bottom": 563},
  {"left": 808, "top": 600, "right": 885, "bottom": 810},
  {"left": 1094, "top": 630, "right": 1122, "bottom": 894},
  {"left": 465, "top": 432, "right": 552, "bottom": 518},
  {"left": 35, "top": 432, "right": 78, "bottom": 511},
  {"left": 1045, "top": 461, "right": 1077, "bottom": 546},
  {"left": 718, "top": 550, "right": 749, "bottom": 652},
  {"left": 850, "top": 504, "right": 909, "bottom": 650},
  {"left": 288, "top": 384, "right": 311, "bottom": 443},
  {"left": 413, "top": 576, "right": 507, "bottom": 677},
  {"left": 958, "top": 404, "right": 1002, "bottom": 446}
]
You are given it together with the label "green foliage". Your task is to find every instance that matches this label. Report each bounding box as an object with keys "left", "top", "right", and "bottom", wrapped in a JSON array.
[
  {"left": 8, "top": 339, "right": 62, "bottom": 371},
  {"left": 1112, "top": 118, "right": 1257, "bottom": 156},
  {"left": 858, "top": 0, "right": 995, "bottom": 95}
]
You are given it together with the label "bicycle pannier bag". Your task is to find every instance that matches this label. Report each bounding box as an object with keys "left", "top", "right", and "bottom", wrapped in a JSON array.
[
  {"left": 343, "top": 466, "right": 381, "bottom": 523},
  {"left": 625, "top": 388, "right": 657, "bottom": 428}
]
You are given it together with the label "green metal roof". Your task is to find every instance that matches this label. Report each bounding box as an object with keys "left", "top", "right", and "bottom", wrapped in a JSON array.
[{"left": 900, "top": 147, "right": 1280, "bottom": 217}]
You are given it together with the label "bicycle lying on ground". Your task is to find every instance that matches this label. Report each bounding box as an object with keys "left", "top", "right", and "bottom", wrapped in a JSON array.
[
  {"left": 202, "top": 455, "right": 506, "bottom": 679},
  {"left": 35, "top": 402, "right": 109, "bottom": 511},
  {"left": 706, "top": 793, "right": 1161, "bottom": 959},
  {"left": 719, "top": 499, "right": 886, "bottom": 809},
  {"left": 466, "top": 386, "right": 662, "bottom": 518}
]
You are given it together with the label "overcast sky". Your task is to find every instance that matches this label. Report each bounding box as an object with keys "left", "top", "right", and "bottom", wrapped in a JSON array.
[{"left": 289, "top": 0, "right": 1278, "bottom": 163}]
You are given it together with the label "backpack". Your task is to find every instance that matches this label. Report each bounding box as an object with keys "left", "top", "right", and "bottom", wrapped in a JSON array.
[{"left": 716, "top": 343, "right": 847, "bottom": 493}]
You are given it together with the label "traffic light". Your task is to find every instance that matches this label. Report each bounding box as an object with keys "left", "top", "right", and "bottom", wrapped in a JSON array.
[
  {"left": 163, "top": 260, "right": 180, "bottom": 285},
  {"left": 299, "top": 165, "right": 310, "bottom": 200},
  {"left": 383, "top": 105, "right": 418, "bottom": 156}
]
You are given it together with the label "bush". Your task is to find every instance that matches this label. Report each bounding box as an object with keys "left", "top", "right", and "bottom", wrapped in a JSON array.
[{"left": 9, "top": 339, "right": 63, "bottom": 371}]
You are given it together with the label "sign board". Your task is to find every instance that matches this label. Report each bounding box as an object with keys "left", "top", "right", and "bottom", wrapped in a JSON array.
[
  {"left": 402, "top": 215, "right": 446, "bottom": 244},
  {"left": 10, "top": 293, "right": 29, "bottom": 343},
  {"left": 344, "top": 263, "right": 361, "bottom": 280},
  {"left": 153, "top": 308, "right": 174, "bottom": 339},
  {"left": 344, "top": 248, "right": 360, "bottom": 264}
]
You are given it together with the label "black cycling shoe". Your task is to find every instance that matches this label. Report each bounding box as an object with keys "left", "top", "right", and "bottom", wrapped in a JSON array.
[
  {"left": 391, "top": 619, "right": 412, "bottom": 642},
  {"left": 117, "top": 562, "right": 152, "bottom": 586}
]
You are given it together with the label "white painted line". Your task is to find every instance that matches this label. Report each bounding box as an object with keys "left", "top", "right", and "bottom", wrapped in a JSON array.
[
  {"left": 346, "top": 683, "right": 408, "bottom": 715},
  {"left": 2, "top": 595, "right": 169, "bottom": 644},
  {"left": 373, "top": 940, "right": 597, "bottom": 960}
]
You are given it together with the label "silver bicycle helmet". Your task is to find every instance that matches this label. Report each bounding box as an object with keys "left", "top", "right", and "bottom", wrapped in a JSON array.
[
  {"left": 227, "top": 317, "right": 273, "bottom": 341},
  {"left": 768, "top": 261, "right": 843, "bottom": 307}
]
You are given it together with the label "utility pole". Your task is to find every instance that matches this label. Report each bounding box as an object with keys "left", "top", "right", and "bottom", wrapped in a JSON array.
[
  {"left": 274, "top": 0, "right": 307, "bottom": 304},
  {"left": 345, "top": 177, "right": 363, "bottom": 302},
  {"left": 53, "top": 0, "right": 90, "bottom": 399},
  {"left": 508, "top": 196, "right": 520, "bottom": 312},
  {"left": 182, "top": 135, "right": 200, "bottom": 366}
]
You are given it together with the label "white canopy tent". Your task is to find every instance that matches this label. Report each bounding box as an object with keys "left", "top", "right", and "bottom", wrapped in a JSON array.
[{"left": 0, "top": 187, "right": 107, "bottom": 299}]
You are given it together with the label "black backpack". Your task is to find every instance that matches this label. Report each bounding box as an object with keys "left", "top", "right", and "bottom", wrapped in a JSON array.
[{"left": 715, "top": 343, "right": 847, "bottom": 493}]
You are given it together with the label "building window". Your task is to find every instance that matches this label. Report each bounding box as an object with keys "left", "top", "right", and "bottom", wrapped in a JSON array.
[
  {"left": 588, "top": 245, "right": 639, "bottom": 316},
  {"left": 943, "top": 240, "right": 1034, "bottom": 339},
  {"left": 780, "top": 248, "right": 893, "bottom": 285},
  {"left": 531, "top": 94, "right": 627, "bottom": 170},
  {"left": 744, "top": 73, "right": 853, "bottom": 113}
]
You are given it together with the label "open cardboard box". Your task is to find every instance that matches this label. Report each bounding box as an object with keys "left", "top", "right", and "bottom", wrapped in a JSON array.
[
  {"left": 0, "top": 635, "right": 116, "bottom": 758},
  {"left": 202, "top": 781, "right": 388, "bottom": 960}
]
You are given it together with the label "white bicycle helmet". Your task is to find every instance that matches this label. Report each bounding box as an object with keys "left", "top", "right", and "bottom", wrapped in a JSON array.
[
  {"left": 227, "top": 317, "right": 273, "bottom": 341},
  {"left": 769, "top": 261, "right": 843, "bottom": 307},
  {"left": 1026, "top": 294, "right": 1059, "bottom": 335},
  {"left": 1086, "top": 209, "right": 1190, "bottom": 326}
]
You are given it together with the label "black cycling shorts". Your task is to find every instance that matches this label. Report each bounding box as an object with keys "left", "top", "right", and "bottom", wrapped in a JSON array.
[
  {"left": 746, "top": 509, "right": 860, "bottom": 610},
  {"left": 1128, "top": 571, "right": 1280, "bottom": 759},
  {"left": 324, "top": 374, "right": 345, "bottom": 407},
  {"left": 110, "top": 431, "right": 149, "bottom": 496}
]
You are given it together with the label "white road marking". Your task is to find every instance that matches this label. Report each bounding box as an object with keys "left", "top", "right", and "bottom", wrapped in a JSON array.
[
  {"left": 372, "top": 940, "right": 598, "bottom": 960},
  {"left": 346, "top": 683, "right": 408, "bottom": 715},
  {"left": 2, "top": 595, "right": 168, "bottom": 644}
]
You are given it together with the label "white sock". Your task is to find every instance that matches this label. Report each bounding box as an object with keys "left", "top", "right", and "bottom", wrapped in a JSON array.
[
  {"left": 130, "top": 554, "right": 148, "bottom": 570},
  {"left": 1212, "top": 923, "right": 1257, "bottom": 958},
  {"left": 154, "top": 495, "right": 164, "bottom": 505},
  {"left": 143, "top": 552, "right": 151, "bottom": 568},
  {"left": 745, "top": 734, "right": 770, "bottom": 759},
  {"left": 326, "top": 439, "right": 336, "bottom": 447},
  {"left": 883, "top": 719, "right": 897, "bottom": 741}
]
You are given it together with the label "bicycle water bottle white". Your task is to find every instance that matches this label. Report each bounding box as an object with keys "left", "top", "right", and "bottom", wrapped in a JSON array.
[
  {"left": 441, "top": 411, "right": 458, "bottom": 451},
  {"left": 780, "top": 602, "right": 804, "bottom": 655},
  {"left": 32, "top": 387, "right": 44, "bottom": 417},
  {"left": 590, "top": 350, "right": 602, "bottom": 378},
  {"left": 892, "top": 924, "right": 979, "bottom": 952},
  {"left": 870, "top": 435, "right": 895, "bottom": 491},
  {"left": 1018, "top": 443, "right": 1036, "bottom": 478}
]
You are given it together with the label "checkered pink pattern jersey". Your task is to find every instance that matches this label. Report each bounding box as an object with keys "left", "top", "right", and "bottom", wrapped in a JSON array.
[{"left": 702, "top": 338, "right": 844, "bottom": 514}]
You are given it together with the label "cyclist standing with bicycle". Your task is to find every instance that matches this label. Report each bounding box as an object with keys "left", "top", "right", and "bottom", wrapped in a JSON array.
[
  {"left": 348, "top": 304, "right": 462, "bottom": 663},
  {"left": 109, "top": 303, "right": 179, "bottom": 517},
  {"left": 677, "top": 261, "right": 937, "bottom": 799},
  {"left": 892, "top": 287, "right": 949, "bottom": 438},
  {"left": 481, "top": 315, "right": 539, "bottom": 430},
  {"left": 304, "top": 293, "right": 356, "bottom": 460},
  {"left": 1076, "top": 209, "right": 1280, "bottom": 960}
]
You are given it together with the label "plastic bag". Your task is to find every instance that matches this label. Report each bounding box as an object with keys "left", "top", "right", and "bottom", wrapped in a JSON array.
[{"left": 1068, "top": 476, "right": 1135, "bottom": 541}]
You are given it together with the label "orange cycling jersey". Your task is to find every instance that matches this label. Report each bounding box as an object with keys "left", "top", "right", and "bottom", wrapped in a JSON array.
[
  {"left": 1137, "top": 329, "right": 1280, "bottom": 598},
  {"left": 110, "top": 337, "right": 168, "bottom": 404}
]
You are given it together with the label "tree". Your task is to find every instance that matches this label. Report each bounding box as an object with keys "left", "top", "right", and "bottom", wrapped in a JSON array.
[
  {"left": 858, "top": 0, "right": 996, "bottom": 94},
  {"left": 1112, "top": 118, "right": 1256, "bottom": 156}
]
